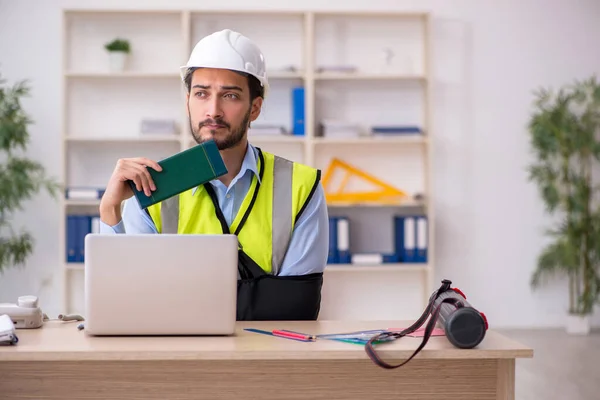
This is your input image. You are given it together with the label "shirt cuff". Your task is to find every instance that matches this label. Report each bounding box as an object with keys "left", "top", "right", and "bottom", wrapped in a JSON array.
[{"left": 99, "top": 219, "right": 125, "bottom": 234}]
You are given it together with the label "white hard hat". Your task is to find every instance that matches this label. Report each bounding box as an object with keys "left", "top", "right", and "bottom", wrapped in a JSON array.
[{"left": 180, "top": 29, "right": 269, "bottom": 98}]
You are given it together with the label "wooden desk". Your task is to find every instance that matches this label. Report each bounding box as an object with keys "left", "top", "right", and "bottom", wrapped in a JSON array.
[{"left": 0, "top": 320, "right": 532, "bottom": 400}]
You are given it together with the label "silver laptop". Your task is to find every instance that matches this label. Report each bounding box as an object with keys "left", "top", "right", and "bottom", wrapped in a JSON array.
[{"left": 83, "top": 233, "right": 238, "bottom": 336}]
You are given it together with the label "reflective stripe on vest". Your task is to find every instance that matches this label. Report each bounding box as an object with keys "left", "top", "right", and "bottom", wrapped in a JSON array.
[{"left": 159, "top": 154, "right": 294, "bottom": 276}]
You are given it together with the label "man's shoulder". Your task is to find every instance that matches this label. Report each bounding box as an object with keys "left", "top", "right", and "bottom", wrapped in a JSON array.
[
  {"left": 260, "top": 148, "right": 319, "bottom": 172},
  {"left": 252, "top": 145, "right": 321, "bottom": 188}
]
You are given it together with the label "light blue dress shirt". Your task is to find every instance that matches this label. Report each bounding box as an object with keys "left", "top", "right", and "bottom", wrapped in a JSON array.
[{"left": 99, "top": 143, "right": 329, "bottom": 276}]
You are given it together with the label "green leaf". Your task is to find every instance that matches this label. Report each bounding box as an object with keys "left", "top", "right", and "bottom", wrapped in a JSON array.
[
  {"left": 531, "top": 237, "right": 579, "bottom": 288},
  {"left": 0, "top": 71, "right": 60, "bottom": 275},
  {"left": 0, "top": 232, "right": 34, "bottom": 275},
  {"left": 0, "top": 156, "right": 61, "bottom": 216},
  {"left": 0, "top": 78, "right": 32, "bottom": 153}
]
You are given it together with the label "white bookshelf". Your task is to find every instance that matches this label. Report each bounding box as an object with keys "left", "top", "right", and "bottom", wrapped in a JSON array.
[{"left": 60, "top": 8, "right": 434, "bottom": 321}]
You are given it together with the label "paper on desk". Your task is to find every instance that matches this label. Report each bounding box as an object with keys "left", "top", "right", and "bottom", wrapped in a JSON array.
[
  {"left": 0, "top": 314, "right": 18, "bottom": 345},
  {"left": 316, "top": 330, "right": 394, "bottom": 345}
]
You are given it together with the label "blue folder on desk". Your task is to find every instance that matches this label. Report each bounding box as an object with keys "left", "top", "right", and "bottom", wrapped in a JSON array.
[{"left": 317, "top": 330, "right": 393, "bottom": 345}]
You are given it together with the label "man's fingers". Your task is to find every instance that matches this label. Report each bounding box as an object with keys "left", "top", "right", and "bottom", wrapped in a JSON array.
[
  {"left": 131, "top": 163, "right": 155, "bottom": 196},
  {"left": 138, "top": 173, "right": 153, "bottom": 197},
  {"left": 116, "top": 159, "right": 159, "bottom": 196},
  {"left": 133, "top": 157, "right": 162, "bottom": 172},
  {"left": 131, "top": 175, "right": 143, "bottom": 192}
]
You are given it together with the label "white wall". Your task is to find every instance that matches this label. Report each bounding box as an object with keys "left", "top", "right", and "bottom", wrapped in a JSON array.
[{"left": 1, "top": 0, "right": 600, "bottom": 328}]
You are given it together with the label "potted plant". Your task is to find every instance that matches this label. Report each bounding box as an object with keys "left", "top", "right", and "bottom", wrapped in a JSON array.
[
  {"left": 104, "top": 38, "right": 131, "bottom": 72},
  {"left": 527, "top": 75, "right": 600, "bottom": 334},
  {"left": 0, "top": 73, "right": 60, "bottom": 275}
]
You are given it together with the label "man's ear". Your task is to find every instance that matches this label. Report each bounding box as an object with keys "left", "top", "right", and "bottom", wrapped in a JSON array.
[
  {"left": 250, "top": 97, "right": 263, "bottom": 122},
  {"left": 185, "top": 92, "right": 190, "bottom": 116}
]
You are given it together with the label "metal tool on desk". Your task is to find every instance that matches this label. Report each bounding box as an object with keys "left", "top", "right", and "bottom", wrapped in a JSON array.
[{"left": 244, "top": 328, "right": 316, "bottom": 342}]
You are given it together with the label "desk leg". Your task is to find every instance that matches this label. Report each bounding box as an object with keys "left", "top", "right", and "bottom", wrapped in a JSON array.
[{"left": 496, "top": 359, "right": 515, "bottom": 400}]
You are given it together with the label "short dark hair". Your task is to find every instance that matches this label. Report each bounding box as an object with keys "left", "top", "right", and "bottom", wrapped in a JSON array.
[{"left": 183, "top": 67, "right": 264, "bottom": 103}]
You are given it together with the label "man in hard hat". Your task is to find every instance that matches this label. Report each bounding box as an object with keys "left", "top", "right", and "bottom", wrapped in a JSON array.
[{"left": 99, "top": 29, "right": 329, "bottom": 321}]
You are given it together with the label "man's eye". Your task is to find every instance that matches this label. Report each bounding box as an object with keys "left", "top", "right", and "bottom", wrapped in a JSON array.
[
  {"left": 195, "top": 92, "right": 206, "bottom": 98},
  {"left": 225, "top": 93, "right": 238, "bottom": 99}
]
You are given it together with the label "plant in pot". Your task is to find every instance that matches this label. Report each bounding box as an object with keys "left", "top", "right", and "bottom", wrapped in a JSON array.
[
  {"left": 0, "top": 73, "right": 61, "bottom": 275},
  {"left": 104, "top": 38, "right": 131, "bottom": 72},
  {"left": 527, "top": 75, "right": 600, "bottom": 334}
]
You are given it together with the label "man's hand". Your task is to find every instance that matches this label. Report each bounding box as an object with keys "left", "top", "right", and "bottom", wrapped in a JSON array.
[{"left": 99, "top": 157, "right": 162, "bottom": 225}]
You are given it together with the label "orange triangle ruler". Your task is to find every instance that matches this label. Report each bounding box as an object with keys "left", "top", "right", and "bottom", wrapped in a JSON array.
[{"left": 322, "top": 158, "right": 408, "bottom": 205}]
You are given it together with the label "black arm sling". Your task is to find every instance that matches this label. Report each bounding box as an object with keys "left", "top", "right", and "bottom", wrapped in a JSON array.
[{"left": 202, "top": 149, "right": 323, "bottom": 321}]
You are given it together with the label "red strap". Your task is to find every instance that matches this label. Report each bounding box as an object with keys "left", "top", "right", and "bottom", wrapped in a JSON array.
[{"left": 364, "top": 293, "right": 460, "bottom": 369}]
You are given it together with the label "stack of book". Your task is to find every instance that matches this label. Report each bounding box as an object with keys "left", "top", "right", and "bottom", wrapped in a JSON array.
[
  {"left": 65, "top": 214, "right": 100, "bottom": 263},
  {"left": 326, "top": 214, "right": 428, "bottom": 266},
  {"left": 370, "top": 125, "right": 422, "bottom": 136},
  {"left": 65, "top": 187, "right": 105, "bottom": 201},
  {"left": 318, "top": 120, "right": 362, "bottom": 138}
]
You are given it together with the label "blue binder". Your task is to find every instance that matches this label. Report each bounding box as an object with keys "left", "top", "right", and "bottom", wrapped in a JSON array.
[
  {"left": 77, "top": 216, "right": 91, "bottom": 263},
  {"left": 327, "top": 216, "right": 339, "bottom": 264},
  {"left": 292, "top": 87, "right": 304, "bottom": 135},
  {"left": 415, "top": 215, "right": 428, "bottom": 263},
  {"left": 394, "top": 216, "right": 417, "bottom": 263},
  {"left": 66, "top": 216, "right": 77, "bottom": 263},
  {"left": 336, "top": 217, "right": 351, "bottom": 264},
  {"left": 371, "top": 125, "right": 422, "bottom": 134}
]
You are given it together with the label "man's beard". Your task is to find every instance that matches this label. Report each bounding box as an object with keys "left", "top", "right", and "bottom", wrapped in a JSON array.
[{"left": 189, "top": 107, "right": 251, "bottom": 151}]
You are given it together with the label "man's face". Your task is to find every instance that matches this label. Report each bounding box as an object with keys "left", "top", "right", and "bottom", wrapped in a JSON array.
[{"left": 186, "top": 68, "right": 262, "bottom": 150}]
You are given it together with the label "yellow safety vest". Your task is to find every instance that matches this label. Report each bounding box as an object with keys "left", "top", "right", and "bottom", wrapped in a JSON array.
[{"left": 146, "top": 147, "right": 321, "bottom": 275}]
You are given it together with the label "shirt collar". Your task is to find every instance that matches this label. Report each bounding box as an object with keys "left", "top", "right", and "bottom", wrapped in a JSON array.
[{"left": 191, "top": 142, "right": 261, "bottom": 195}]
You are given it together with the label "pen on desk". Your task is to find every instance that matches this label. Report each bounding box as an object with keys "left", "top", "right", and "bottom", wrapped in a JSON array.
[{"left": 272, "top": 330, "right": 316, "bottom": 341}]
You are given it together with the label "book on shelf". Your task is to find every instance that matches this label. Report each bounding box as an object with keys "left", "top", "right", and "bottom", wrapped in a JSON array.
[
  {"left": 327, "top": 214, "right": 428, "bottom": 266},
  {"left": 394, "top": 215, "right": 428, "bottom": 263},
  {"left": 140, "top": 118, "right": 179, "bottom": 135},
  {"left": 292, "top": 86, "right": 304, "bottom": 135},
  {"left": 350, "top": 253, "right": 399, "bottom": 264},
  {"left": 65, "top": 214, "right": 100, "bottom": 263},
  {"left": 370, "top": 125, "right": 422, "bottom": 136},
  {"left": 327, "top": 216, "right": 351, "bottom": 264},
  {"left": 248, "top": 124, "right": 288, "bottom": 136},
  {"left": 65, "top": 187, "right": 105, "bottom": 200},
  {"left": 317, "top": 120, "right": 362, "bottom": 138}
]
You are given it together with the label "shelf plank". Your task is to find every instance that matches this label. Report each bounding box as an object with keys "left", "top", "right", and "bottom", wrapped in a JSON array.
[
  {"left": 314, "top": 10, "right": 429, "bottom": 17},
  {"left": 65, "top": 199, "right": 101, "bottom": 207},
  {"left": 189, "top": 9, "right": 307, "bottom": 16},
  {"left": 188, "top": 136, "right": 305, "bottom": 146},
  {"left": 327, "top": 199, "right": 425, "bottom": 208},
  {"left": 66, "top": 135, "right": 180, "bottom": 143},
  {"left": 66, "top": 263, "right": 428, "bottom": 272},
  {"left": 313, "top": 136, "right": 427, "bottom": 145},
  {"left": 66, "top": 70, "right": 303, "bottom": 80},
  {"left": 65, "top": 71, "right": 180, "bottom": 78},
  {"left": 267, "top": 71, "right": 305, "bottom": 79},
  {"left": 325, "top": 263, "right": 428, "bottom": 272},
  {"left": 314, "top": 73, "right": 426, "bottom": 81},
  {"left": 66, "top": 263, "right": 84, "bottom": 270},
  {"left": 248, "top": 135, "right": 305, "bottom": 143},
  {"left": 64, "top": 9, "right": 183, "bottom": 15}
]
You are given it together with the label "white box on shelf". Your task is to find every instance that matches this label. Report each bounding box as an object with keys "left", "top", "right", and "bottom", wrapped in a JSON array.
[{"left": 140, "top": 119, "right": 179, "bottom": 135}]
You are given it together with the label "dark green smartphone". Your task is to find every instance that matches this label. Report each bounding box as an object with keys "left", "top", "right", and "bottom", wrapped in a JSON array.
[{"left": 128, "top": 139, "right": 227, "bottom": 209}]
